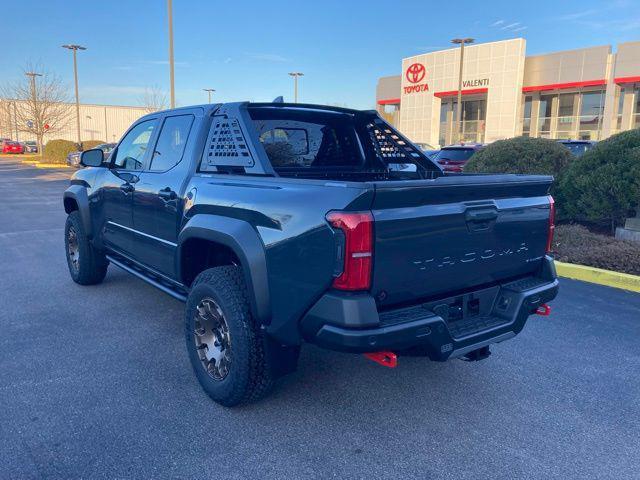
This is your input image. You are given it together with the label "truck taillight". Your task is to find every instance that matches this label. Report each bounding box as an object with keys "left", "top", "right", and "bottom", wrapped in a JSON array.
[
  {"left": 546, "top": 196, "right": 555, "bottom": 253},
  {"left": 326, "top": 211, "right": 373, "bottom": 291}
]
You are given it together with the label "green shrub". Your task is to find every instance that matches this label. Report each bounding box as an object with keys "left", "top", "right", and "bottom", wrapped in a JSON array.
[
  {"left": 558, "top": 129, "right": 640, "bottom": 231},
  {"left": 464, "top": 136, "right": 572, "bottom": 178},
  {"left": 81, "top": 140, "right": 106, "bottom": 151},
  {"left": 552, "top": 224, "right": 640, "bottom": 275},
  {"left": 44, "top": 139, "right": 79, "bottom": 164}
]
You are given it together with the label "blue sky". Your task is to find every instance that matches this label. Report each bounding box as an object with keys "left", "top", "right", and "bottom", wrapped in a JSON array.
[{"left": 1, "top": 0, "right": 638, "bottom": 109}]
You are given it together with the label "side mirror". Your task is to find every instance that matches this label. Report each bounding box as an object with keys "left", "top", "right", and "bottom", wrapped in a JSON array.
[{"left": 80, "top": 148, "right": 106, "bottom": 167}]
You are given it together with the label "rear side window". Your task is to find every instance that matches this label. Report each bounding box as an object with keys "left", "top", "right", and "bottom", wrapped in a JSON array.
[
  {"left": 433, "top": 148, "right": 476, "bottom": 162},
  {"left": 149, "top": 115, "right": 194, "bottom": 171},
  {"left": 250, "top": 110, "right": 363, "bottom": 169}
]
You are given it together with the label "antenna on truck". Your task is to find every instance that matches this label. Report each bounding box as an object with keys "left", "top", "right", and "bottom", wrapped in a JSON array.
[{"left": 272, "top": 96, "right": 284, "bottom": 103}]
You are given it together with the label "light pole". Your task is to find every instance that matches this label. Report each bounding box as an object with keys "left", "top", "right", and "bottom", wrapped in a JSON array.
[
  {"left": 62, "top": 44, "right": 86, "bottom": 146},
  {"left": 288, "top": 72, "right": 304, "bottom": 103},
  {"left": 451, "top": 38, "right": 474, "bottom": 143},
  {"left": 167, "top": 0, "right": 175, "bottom": 108},
  {"left": 203, "top": 88, "right": 216, "bottom": 103},
  {"left": 25, "top": 71, "right": 42, "bottom": 152}
]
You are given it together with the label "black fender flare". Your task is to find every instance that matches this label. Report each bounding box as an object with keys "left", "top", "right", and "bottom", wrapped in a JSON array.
[
  {"left": 63, "top": 185, "right": 92, "bottom": 237},
  {"left": 177, "top": 214, "right": 271, "bottom": 324}
]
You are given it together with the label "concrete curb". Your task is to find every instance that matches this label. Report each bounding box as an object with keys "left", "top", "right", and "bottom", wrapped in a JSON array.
[{"left": 555, "top": 261, "right": 640, "bottom": 293}]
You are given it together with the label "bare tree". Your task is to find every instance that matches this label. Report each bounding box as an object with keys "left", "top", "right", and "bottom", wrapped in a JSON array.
[
  {"left": 139, "top": 86, "right": 168, "bottom": 114},
  {"left": 0, "top": 100, "right": 16, "bottom": 139},
  {"left": 0, "top": 63, "right": 73, "bottom": 152}
]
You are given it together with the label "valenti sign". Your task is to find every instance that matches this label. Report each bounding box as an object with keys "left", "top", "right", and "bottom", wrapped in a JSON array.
[{"left": 404, "top": 63, "right": 429, "bottom": 94}]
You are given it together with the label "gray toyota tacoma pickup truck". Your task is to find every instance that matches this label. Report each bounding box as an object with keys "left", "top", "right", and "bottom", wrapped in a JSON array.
[{"left": 63, "top": 102, "right": 558, "bottom": 406}]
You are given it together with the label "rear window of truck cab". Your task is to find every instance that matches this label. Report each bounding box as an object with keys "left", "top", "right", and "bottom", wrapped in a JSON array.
[
  {"left": 247, "top": 106, "right": 440, "bottom": 180},
  {"left": 249, "top": 107, "right": 363, "bottom": 169}
]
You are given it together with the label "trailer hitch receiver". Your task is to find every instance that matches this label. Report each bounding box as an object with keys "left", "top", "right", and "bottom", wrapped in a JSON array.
[{"left": 363, "top": 351, "right": 398, "bottom": 368}]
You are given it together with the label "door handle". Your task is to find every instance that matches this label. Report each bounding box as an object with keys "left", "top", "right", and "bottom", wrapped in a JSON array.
[
  {"left": 158, "top": 188, "right": 177, "bottom": 200},
  {"left": 465, "top": 208, "right": 498, "bottom": 222},
  {"left": 120, "top": 183, "right": 135, "bottom": 194}
]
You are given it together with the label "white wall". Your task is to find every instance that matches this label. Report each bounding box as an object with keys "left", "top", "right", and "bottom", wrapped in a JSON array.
[{"left": 0, "top": 100, "right": 148, "bottom": 144}]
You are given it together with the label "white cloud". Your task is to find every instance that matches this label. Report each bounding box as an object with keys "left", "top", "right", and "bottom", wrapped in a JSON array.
[
  {"left": 245, "top": 53, "right": 290, "bottom": 63},
  {"left": 501, "top": 22, "right": 521, "bottom": 30},
  {"left": 556, "top": 9, "right": 598, "bottom": 21},
  {"left": 512, "top": 26, "right": 528, "bottom": 32},
  {"left": 490, "top": 20, "right": 505, "bottom": 27}
]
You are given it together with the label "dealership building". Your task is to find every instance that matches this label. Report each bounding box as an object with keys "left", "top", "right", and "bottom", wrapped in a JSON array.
[{"left": 376, "top": 39, "right": 640, "bottom": 146}]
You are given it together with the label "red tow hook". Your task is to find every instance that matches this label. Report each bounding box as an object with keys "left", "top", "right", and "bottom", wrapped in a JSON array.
[
  {"left": 364, "top": 351, "right": 398, "bottom": 368},
  {"left": 535, "top": 303, "right": 551, "bottom": 316}
]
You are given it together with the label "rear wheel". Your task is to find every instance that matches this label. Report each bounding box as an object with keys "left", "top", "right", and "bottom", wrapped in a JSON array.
[
  {"left": 65, "top": 211, "right": 108, "bottom": 285},
  {"left": 185, "top": 266, "right": 275, "bottom": 407}
]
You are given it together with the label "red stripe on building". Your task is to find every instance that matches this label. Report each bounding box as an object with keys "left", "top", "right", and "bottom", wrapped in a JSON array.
[
  {"left": 614, "top": 76, "right": 640, "bottom": 84},
  {"left": 434, "top": 88, "right": 488, "bottom": 98},
  {"left": 377, "top": 98, "right": 401, "bottom": 105},
  {"left": 522, "top": 79, "right": 606, "bottom": 93}
]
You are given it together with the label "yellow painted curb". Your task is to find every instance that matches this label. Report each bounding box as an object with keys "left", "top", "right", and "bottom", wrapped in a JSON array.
[
  {"left": 35, "top": 164, "right": 71, "bottom": 169},
  {"left": 555, "top": 261, "right": 640, "bottom": 293},
  {"left": 27, "top": 161, "right": 70, "bottom": 169}
]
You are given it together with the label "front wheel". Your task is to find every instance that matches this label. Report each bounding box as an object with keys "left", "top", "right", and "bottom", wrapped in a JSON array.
[
  {"left": 185, "top": 266, "right": 275, "bottom": 407},
  {"left": 65, "top": 211, "right": 108, "bottom": 285}
]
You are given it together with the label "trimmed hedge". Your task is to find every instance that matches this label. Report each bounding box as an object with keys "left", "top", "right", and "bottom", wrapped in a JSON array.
[
  {"left": 464, "top": 136, "right": 572, "bottom": 178},
  {"left": 558, "top": 129, "right": 640, "bottom": 231},
  {"left": 81, "top": 140, "right": 106, "bottom": 151},
  {"left": 44, "top": 139, "right": 79, "bottom": 164},
  {"left": 552, "top": 224, "right": 640, "bottom": 276}
]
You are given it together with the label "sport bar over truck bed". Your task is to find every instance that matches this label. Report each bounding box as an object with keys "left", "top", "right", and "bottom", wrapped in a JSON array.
[{"left": 63, "top": 101, "right": 558, "bottom": 406}]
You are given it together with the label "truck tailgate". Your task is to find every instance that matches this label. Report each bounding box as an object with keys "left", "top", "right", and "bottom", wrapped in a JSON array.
[{"left": 370, "top": 175, "right": 553, "bottom": 307}]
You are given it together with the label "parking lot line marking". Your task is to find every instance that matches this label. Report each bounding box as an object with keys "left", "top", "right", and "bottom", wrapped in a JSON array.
[{"left": 0, "top": 228, "right": 63, "bottom": 238}]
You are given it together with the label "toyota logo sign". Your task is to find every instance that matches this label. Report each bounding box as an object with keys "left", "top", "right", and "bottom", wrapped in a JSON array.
[{"left": 406, "top": 63, "right": 426, "bottom": 84}]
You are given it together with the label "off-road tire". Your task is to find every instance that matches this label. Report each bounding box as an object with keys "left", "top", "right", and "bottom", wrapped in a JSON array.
[
  {"left": 65, "top": 211, "right": 108, "bottom": 285},
  {"left": 185, "top": 266, "right": 274, "bottom": 407}
]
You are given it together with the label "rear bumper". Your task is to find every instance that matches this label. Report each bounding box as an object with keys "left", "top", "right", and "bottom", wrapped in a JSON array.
[{"left": 300, "top": 256, "right": 559, "bottom": 361}]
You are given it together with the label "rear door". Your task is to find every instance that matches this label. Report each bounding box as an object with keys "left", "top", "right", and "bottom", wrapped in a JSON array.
[
  {"left": 369, "top": 175, "right": 553, "bottom": 307},
  {"left": 132, "top": 113, "right": 196, "bottom": 277}
]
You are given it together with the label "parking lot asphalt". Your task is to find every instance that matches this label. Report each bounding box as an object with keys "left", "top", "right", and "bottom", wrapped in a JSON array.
[{"left": 1, "top": 157, "right": 639, "bottom": 479}]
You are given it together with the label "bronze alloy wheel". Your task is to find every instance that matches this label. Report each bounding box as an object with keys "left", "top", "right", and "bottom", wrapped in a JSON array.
[
  {"left": 193, "top": 298, "right": 232, "bottom": 381},
  {"left": 67, "top": 226, "right": 80, "bottom": 273}
]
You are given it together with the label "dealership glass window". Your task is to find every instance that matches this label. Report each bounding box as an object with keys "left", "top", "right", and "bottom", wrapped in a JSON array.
[
  {"left": 556, "top": 93, "right": 575, "bottom": 138},
  {"left": 439, "top": 98, "right": 486, "bottom": 144},
  {"left": 522, "top": 96, "right": 532, "bottom": 136},
  {"left": 538, "top": 95, "right": 554, "bottom": 137},
  {"left": 380, "top": 103, "right": 399, "bottom": 125},
  {"left": 634, "top": 84, "right": 640, "bottom": 129},
  {"left": 615, "top": 87, "right": 626, "bottom": 132},
  {"left": 460, "top": 99, "right": 486, "bottom": 143},
  {"left": 578, "top": 90, "right": 604, "bottom": 140},
  {"left": 439, "top": 102, "right": 452, "bottom": 146}
]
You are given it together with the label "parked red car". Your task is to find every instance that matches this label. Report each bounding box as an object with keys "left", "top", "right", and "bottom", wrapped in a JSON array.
[
  {"left": 2, "top": 140, "right": 24, "bottom": 154},
  {"left": 433, "top": 143, "right": 485, "bottom": 172}
]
